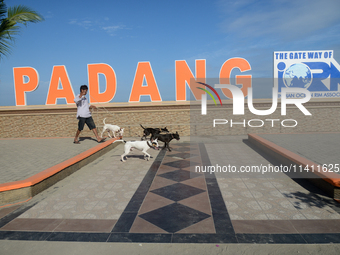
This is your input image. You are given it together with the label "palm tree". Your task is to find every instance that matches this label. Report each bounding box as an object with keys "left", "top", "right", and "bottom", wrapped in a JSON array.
[{"left": 0, "top": 0, "right": 44, "bottom": 60}]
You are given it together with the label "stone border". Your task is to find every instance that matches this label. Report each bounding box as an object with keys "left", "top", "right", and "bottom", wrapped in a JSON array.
[{"left": 248, "top": 133, "right": 340, "bottom": 199}]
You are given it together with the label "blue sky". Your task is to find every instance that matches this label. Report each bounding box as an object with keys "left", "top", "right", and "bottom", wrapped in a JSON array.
[{"left": 1, "top": 0, "right": 340, "bottom": 106}]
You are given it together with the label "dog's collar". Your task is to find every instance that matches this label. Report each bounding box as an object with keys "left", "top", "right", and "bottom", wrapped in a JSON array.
[{"left": 147, "top": 141, "right": 153, "bottom": 148}]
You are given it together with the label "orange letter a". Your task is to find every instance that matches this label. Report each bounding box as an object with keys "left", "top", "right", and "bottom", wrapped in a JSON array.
[
  {"left": 46, "top": 66, "right": 75, "bottom": 105},
  {"left": 129, "top": 62, "right": 162, "bottom": 102}
]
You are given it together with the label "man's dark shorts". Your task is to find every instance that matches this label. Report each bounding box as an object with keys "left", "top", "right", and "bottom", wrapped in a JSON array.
[{"left": 78, "top": 117, "right": 96, "bottom": 131}]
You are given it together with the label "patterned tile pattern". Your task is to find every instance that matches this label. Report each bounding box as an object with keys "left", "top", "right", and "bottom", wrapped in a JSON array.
[
  {"left": 129, "top": 143, "right": 216, "bottom": 234},
  {"left": 139, "top": 203, "right": 210, "bottom": 233}
]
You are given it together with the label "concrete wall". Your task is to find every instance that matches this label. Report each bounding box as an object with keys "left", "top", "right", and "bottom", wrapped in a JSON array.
[
  {"left": 0, "top": 102, "right": 191, "bottom": 138},
  {"left": 0, "top": 99, "right": 339, "bottom": 138}
]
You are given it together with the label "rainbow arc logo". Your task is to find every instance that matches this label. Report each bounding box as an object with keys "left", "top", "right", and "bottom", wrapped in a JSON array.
[{"left": 197, "top": 82, "right": 223, "bottom": 106}]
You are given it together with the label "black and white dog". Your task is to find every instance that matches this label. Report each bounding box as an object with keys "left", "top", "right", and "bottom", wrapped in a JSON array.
[
  {"left": 140, "top": 124, "right": 169, "bottom": 140},
  {"left": 151, "top": 132, "right": 180, "bottom": 151},
  {"left": 113, "top": 139, "right": 159, "bottom": 162}
]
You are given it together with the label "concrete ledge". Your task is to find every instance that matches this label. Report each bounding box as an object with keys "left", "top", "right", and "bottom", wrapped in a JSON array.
[
  {"left": 248, "top": 133, "right": 340, "bottom": 200},
  {"left": 0, "top": 137, "right": 122, "bottom": 207}
]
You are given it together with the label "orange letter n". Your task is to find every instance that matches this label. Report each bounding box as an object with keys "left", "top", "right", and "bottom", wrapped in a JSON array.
[{"left": 175, "top": 59, "right": 206, "bottom": 101}]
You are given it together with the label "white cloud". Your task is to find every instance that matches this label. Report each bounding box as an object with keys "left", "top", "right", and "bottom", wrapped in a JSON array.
[
  {"left": 101, "top": 25, "right": 125, "bottom": 36},
  {"left": 44, "top": 11, "right": 54, "bottom": 19},
  {"left": 68, "top": 19, "right": 93, "bottom": 29},
  {"left": 217, "top": 0, "right": 340, "bottom": 41},
  {"left": 69, "top": 17, "right": 127, "bottom": 36}
]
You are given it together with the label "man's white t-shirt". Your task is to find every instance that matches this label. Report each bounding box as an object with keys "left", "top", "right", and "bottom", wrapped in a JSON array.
[{"left": 74, "top": 95, "right": 91, "bottom": 118}]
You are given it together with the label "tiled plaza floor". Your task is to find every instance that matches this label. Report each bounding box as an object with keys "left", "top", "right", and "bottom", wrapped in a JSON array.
[
  {"left": 0, "top": 137, "right": 103, "bottom": 183},
  {"left": 0, "top": 135, "right": 340, "bottom": 243},
  {"left": 205, "top": 140, "right": 340, "bottom": 221}
]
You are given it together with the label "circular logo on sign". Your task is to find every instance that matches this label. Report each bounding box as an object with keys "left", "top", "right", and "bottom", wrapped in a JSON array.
[{"left": 283, "top": 63, "right": 313, "bottom": 89}]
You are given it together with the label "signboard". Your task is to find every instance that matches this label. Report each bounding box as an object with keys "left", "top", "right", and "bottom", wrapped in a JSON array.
[
  {"left": 9, "top": 51, "right": 340, "bottom": 106},
  {"left": 274, "top": 50, "right": 340, "bottom": 98}
]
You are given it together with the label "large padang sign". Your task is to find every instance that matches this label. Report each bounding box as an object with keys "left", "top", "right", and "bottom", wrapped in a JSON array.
[
  {"left": 274, "top": 50, "right": 340, "bottom": 99},
  {"left": 12, "top": 58, "right": 251, "bottom": 106},
  {"left": 11, "top": 50, "right": 340, "bottom": 106}
]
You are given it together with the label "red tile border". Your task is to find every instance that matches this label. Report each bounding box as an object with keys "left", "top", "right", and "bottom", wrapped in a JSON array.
[
  {"left": 0, "top": 218, "right": 117, "bottom": 233},
  {"left": 0, "top": 205, "right": 21, "bottom": 218},
  {"left": 232, "top": 219, "right": 340, "bottom": 234},
  {"left": 54, "top": 219, "right": 117, "bottom": 233},
  {"left": 0, "top": 218, "right": 63, "bottom": 232}
]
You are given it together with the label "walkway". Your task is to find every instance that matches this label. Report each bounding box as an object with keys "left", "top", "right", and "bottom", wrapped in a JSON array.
[{"left": 0, "top": 134, "right": 339, "bottom": 245}]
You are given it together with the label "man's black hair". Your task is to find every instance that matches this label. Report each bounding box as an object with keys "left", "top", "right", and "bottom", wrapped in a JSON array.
[{"left": 80, "top": 85, "right": 88, "bottom": 91}]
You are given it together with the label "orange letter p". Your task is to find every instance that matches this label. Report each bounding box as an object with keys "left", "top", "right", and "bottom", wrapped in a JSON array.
[{"left": 13, "top": 67, "right": 39, "bottom": 106}]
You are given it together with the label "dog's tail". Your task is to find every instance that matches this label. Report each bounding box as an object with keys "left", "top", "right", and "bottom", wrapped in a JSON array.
[
  {"left": 140, "top": 124, "right": 145, "bottom": 130},
  {"left": 112, "top": 139, "right": 126, "bottom": 144},
  {"left": 103, "top": 118, "right": 107, "bottom": 125}
]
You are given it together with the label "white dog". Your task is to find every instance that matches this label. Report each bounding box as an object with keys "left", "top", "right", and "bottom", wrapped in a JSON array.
[
  {"left": 113, "top": 139, "right": 159, "bottom": 162},
  {"left": 100, "top": 118, "right": 124, "bottom": 138}
]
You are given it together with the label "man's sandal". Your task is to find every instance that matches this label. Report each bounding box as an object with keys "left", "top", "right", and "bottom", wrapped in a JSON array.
[{"left": 73, "top": 141, "right": 80, "bottom": 144}]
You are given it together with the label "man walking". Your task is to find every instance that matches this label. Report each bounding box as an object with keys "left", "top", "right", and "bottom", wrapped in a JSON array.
[{"left": 73, "top": 85, "right": 104, "bottom": 144}]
